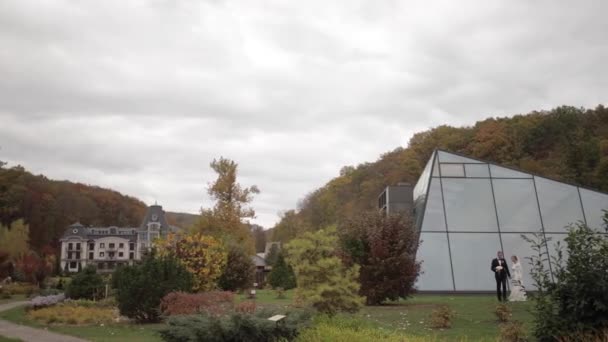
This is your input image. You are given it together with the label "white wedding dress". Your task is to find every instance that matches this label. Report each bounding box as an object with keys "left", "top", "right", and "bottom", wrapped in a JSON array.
[{"left": 509, "top": 261, "right": 527, "bottom": 302}]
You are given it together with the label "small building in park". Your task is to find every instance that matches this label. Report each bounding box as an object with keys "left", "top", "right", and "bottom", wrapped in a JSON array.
[
  {"left": 411, "top": 150, "right": 608, "bottom": 292},
  {"left": 59, "top": 204, "right": 177, "bottom": 273}
]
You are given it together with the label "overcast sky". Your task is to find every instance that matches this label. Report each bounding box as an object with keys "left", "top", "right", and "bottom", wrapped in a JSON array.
[{"left": 1, "top": 1, "right": 607, "bottom": 228}]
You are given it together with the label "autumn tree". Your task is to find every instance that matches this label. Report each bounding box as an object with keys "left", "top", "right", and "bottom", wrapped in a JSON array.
[
  {"left": 155, "top": 232, "right": 227, "bottom": 291},
  {"left": 250, "top": 224, "right": 267, "bottom": 253},
  {"left": 339, "top": 211, "right": 421, "bottom": 305},
  {"left": 195, "top": 157, "right": 259, "bottom": 254},
  {"left": 217, "top": 244, "right": 255, "bottom": 291},
  {"left": 285, "top": 226, "right": 363, "bottom": 315},
  {"left": 0, "top": 220, "right": 29, "bottom": 260}
]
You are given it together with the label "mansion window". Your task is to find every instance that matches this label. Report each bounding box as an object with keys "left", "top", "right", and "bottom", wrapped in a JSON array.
[
  {"left": 119, "top": 243, "right": 124, "bottom": 249},
  {"left": 119, "top": 252, "right": 124, "bottom": 257},
  {"left": 109, "top": 252, "right": 115, "bottom": 258},
  {"left": 129, "top": 252, "right": 134, "bottom": 260},
  {"left": 100, "top": 243, "right": 105, "bottom": 248},
  {"left": 99, "top": 252, "right": 105, "bottom": 257},
  {"left": 88, "top": 252, "right": 94, "bottom": 260},
  {"left": 129, "top": 243, "right": 135, "bottom": 251},
  {"left": 89, "top": 243, "right": 94, "bottom": 250},
  {"left": 69, "top": 261, "right": 77, "bottom": 269},
  {"left": 76, "top": 243, "right": 81, "bottom": 250},
  {"left": 109, "top": 243, "right": 115, "bottom": 249},
  {"left": 68, "top": 243, "right": 73, "bottom": 250}
]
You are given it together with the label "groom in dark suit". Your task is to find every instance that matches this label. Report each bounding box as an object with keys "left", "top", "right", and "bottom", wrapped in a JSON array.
[{"left": 491, "top": 251, "right": 511, "bottom": 302}]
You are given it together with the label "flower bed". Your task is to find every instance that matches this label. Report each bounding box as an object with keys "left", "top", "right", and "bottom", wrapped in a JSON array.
[
  {"left": 27, "top": 303, "right": 116, "bottom": 325},
  {"left": 160, "top": 291, "right": 235, "bottom": 316},
  {"left": 29, "top": 293, "right": 65, "bottom": 309}
]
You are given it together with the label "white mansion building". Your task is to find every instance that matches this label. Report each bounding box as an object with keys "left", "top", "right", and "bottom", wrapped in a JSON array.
[{"left": 60, "top": 204, "right": 176, "bottom": 272}]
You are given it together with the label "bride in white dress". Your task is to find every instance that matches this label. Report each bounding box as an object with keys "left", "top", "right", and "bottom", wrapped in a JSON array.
[{"left": 509, "top": 255, "right": 527, "bottom": 302}]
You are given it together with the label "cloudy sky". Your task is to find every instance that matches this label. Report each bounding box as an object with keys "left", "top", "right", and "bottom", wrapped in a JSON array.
[{"left": 1, "top": 1, "right": 607, "bottom": 227}]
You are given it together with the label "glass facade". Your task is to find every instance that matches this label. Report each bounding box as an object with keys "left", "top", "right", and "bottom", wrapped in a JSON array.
[{"left": 413, "top": 150, "right": 608, "bottom": 291}]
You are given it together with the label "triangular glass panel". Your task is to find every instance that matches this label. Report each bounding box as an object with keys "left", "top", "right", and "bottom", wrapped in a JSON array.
[
  {"left": 489, "top": 165, "right": 532, "bottom": 178},
  {"left": 437, "top": 150, "right": 483, "bottom": 163}
]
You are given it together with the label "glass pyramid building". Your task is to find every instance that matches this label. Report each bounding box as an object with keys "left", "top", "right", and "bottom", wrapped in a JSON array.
[{"left": 413, "top": 150, "right": 608, "bottom": 291}]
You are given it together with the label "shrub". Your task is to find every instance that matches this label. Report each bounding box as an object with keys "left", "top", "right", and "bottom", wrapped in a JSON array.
[
  {"left": 285, "top": 227, "right": 363, "bottom": 315},
  {"left": 268, "top": 254, "right": 296, "bottom": 290},
  {"left": 66, "top": 266, "right": 104, "bottom": 300},
  {"left": 160, "top": 309, "right": 312, "bottom": 342},
  {"left": 29, "top": 293, "right": 65, "bottom": 309},
  {"left": 235, "top": 301, "right": 256, "bottom": 314},
  {"left": 429, "top": 305, "right": 455, "bottom": 329},
  {"left": 2, "top": 282, "right": 38, "bottom": 296},
  {"left": 218, "top": 244, "right": 255, "bottom": 291},
  {"left": 114, "top": 252, "right": 193, "bottom": 323},
  {"left": 524, "top": 224, "right": 608, "bottom": 340},
  {"left": 495, "top": 303, "right": 512, "bottom": 323},
  {"left": 338, "top": 211, "right": 421, "bottom": 305},
  {"left": 500, "top": 321, "right": 528, "bottom": 342},
  {"left": 160, "top": 291, "right": 235, "bottom": 316},
  {"left": 27, "top": 304, "right": 115, "bottom": 325}
]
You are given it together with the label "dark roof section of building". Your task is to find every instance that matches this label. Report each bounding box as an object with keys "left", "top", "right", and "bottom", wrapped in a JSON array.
[{"left": 140, "top": 204, "right": 171, "bottom": 231}]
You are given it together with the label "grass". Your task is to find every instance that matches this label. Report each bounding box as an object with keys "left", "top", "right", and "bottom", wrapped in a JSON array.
[
  {"left": 0, "top": 336, "right": 22, "bottom": 342},
  {"left": 0, "top": 306, "right": 163, "bottom": 342},
  {"left": 0, "top": 295, "right": 27, "bottom": 305},
  {"left": 0, "top": 290, "right": 536, "bottom": 341}
]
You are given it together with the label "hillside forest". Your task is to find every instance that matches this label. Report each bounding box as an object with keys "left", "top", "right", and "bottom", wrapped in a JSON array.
[{"left": 271, "top": 105, "right": 608, "bottom": 243}]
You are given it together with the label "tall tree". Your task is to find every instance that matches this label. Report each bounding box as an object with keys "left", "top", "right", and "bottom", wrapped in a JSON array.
[
  {"left": 250, "top": 224, "right": 267, "bottom": 253},
  {"left": 195, "top": 157, "right": 259, "bottom": 254},
  {"left": 0, "top": 220, "right": 29, "bottom": 260}
]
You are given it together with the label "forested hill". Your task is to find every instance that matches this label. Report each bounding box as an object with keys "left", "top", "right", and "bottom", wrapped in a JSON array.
[
  {"left": 0, "top": 165, "right": 198, "bottom": 250},
  {"left": 271, "top": 105, "right": 608, "bottom": 243}
]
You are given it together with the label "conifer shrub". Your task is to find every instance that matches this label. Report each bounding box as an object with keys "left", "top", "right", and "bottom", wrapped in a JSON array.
[
  {"left": 114, "top": 252, "right": 193, "bottom": 323},
  {"left": 66, "top": 266, "right": 103, "bottom": 300},
  {"left": 267, "top": 254, "right": 296, "bottom": 290},
  {"left": 159, "top": 309, "right": 312, "bottom": 342}
]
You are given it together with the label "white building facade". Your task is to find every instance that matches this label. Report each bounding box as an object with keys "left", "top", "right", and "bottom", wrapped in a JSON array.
[{"left": 59, "top": 204, "right": 173, "bottom": 273}]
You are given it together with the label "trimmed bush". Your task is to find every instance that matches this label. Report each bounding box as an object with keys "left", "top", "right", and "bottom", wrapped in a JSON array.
[
  {"left": 500, "top": 321, "right": 527, "bottom": 342},
  {"left": 66, "top": 266, "right": 103, "bottom": 300},
  {"left": 160, "top": 291, "right": 234, "bottom": 316},
  {"left": 160, "top": 309, "right": 312, "bottom": 342},
  {"left": 429, "top": 305, "right": 455, "bottom": 329},
  {"left": 114, "top": 252, "right": 193, "bottom": 323},
  {"left": 495, "top": 303, "right": 512, "bottom": 323}
]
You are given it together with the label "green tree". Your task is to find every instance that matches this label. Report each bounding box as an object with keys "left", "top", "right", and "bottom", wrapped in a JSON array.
[
  {"left": 268, "top": 253, "right": 296, "bottom": 290},
  {"left": 265, "top": 243, "right": 280, "bottom": 267},
  {"left": 113, "top": 252, "right": 193, "bottom": 323},
  {"left": 66, "top": 265, "right": 104, "bottom": 300},
  {"left": 285, "top": 226, "right": 363, "bottom": 315},
  {"left": 218, "top": 244, "right": 255, "bottom": 291},
  {"left": 250, "top": 224, "right": 267, "bottom": 253},
  {"left": 524, "top": 224, "right": 608, "bottom": 340},
  {"left": 194, "top": 157, "right": 259, "bottom": 254},
  {"left": 339, "top": 212, "right": 421, "bottom": 305}
]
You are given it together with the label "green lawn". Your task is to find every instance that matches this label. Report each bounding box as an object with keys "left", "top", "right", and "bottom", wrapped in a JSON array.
[
  {"left": 0, "top": 290, "right": 536, "bottom": 341},
  {"left": 0, "top": 336, "right": 22, "bottom": 342},
  {"left": 0, "top": 306, "right": 163, "bottom": 342}
]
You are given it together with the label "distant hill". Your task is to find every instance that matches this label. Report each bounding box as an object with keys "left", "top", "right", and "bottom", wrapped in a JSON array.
[
  {"left": 0, "top": 164, "right": 198, "bottom": 250},
  {"left": 272, "top": 105, "right": 608, "bottom": 243}
]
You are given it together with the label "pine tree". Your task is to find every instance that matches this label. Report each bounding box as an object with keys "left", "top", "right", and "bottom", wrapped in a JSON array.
[
  {"left": 285, "top": 226, "right": 363, "bottom": 315},
  {"left": 268, "top": 253, "right": 296, "bottom": 290}
]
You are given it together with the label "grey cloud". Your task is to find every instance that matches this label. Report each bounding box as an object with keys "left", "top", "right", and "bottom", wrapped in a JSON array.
[{"left": 1, "top": 0, "right": 607, "bottom": 227}]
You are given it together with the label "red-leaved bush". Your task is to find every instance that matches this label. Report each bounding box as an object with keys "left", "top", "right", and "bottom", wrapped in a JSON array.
[
  {"left": 160, "top": 291, "right": 235, "bottom": 316},
  {"left": 235, "top": 301, "right": 256, "bottom": 314}
]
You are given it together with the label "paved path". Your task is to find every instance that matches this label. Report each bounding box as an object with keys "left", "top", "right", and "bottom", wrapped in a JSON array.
[{"left": 0, "top": 301, "right": 88, "bottom": 342}]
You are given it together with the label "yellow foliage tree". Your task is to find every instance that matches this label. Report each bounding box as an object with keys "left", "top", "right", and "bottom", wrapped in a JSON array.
[{"left": 155, "top": 232, "right": 227, "bottom": 291}]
